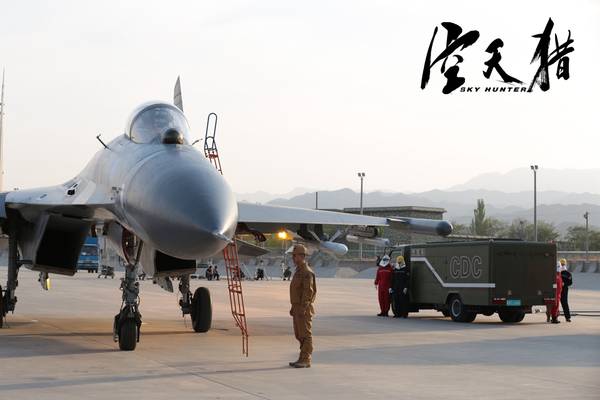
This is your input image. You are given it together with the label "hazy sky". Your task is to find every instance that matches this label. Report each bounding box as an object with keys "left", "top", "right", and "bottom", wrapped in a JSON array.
[{"left": 1, "top": 0, "right": 598, "bottom": 194}]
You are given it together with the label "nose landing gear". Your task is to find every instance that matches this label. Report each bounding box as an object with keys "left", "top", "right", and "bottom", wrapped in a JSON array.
[{"left": 113, "top": 242, "right": 143, "bottom": 351}]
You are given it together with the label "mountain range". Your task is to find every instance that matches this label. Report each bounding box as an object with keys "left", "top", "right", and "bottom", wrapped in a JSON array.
[
  {"left": 236, "top": 168, "right": 600, "bottom": 235},
  {"left": 445, "top": 167, "right": 600, "bottom": 193}
]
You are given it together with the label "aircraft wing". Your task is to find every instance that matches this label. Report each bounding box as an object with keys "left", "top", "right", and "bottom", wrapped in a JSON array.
[
  {"left": 237, "top": 202, "right": 387, "bottom": 233},
  {"left": 1, "top": 178, "right": 116, "bottom": 223},
  {"left": 237, "top": 202, "right": 453, "bottom": 237}
]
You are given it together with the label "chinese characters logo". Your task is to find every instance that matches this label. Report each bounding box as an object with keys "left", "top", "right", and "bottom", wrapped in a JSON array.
[{"left": 421, "top": 18, "right": 574, "bottom": 94}]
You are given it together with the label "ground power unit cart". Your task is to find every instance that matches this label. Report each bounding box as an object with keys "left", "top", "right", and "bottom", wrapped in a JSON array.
[{"left": 389, "top": 240, "right": 556, "bottom": 323}]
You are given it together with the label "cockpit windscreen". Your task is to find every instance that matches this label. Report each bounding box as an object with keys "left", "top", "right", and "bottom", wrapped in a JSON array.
[{"left": 128, "top": 103, "right": 191, "bottom": 144}]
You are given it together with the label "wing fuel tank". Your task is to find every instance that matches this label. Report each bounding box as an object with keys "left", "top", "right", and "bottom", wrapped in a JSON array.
[{"left": 387, "top": 217, "right": 453, "bottom": 237}]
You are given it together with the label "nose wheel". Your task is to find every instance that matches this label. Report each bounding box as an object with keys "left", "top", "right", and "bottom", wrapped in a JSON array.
[{"left": 114, "top": 304, "right": 141, "bottom": 351}]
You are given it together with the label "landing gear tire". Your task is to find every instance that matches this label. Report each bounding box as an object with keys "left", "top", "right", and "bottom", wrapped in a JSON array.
[
  {"left": 114, "top": 260, "right": 142, "bottom": 351},
  {"left": 499, "top": 309, "right": 525, "bottom": 323},
  {"left": 441, "top": 309, "right": 451, "bottom": 318},
  {"left": 449, "top": 296, "right": 476, "bottom": 323},
  {"left": 118, "top": 319, "right": 138, "bottom": 351},
  {"left": 191, "top": 287, "right": 212, "bottom": 333}
]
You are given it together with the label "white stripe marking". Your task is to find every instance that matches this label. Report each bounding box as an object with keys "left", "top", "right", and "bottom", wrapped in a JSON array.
[{"left": 412, "top": 256, "right": 496, "bottom": 288}]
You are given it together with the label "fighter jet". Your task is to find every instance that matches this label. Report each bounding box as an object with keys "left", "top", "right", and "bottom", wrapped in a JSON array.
[{"left": 0, "top": 79, "right": 452, "bottom": 351}]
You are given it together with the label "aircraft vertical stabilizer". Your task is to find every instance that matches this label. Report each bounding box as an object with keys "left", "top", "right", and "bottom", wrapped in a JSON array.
[{"left": 174, "top": 76, "right": 183, "bottom": 112}]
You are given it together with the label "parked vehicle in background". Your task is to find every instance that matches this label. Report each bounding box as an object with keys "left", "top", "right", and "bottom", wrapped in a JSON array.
[
  {"left": 77, "top": 237, "right": 100, "bottom": 273},
  {"left": 388, "top": 240, "right": 556, "bottom": 323}
]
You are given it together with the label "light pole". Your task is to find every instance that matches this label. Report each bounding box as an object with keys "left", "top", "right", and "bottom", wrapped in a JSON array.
[
  {"left": 357, "top": 172, "right": 365, "bottom": 259},
  {"left": 584, "top": 211, "right": 590, "bottom": 263},
  {"left": 530, "top": 165, "right": 538, "bottom": 241},
  {"left": 519, "top": 219, "right": 525, "bottom": 240}
]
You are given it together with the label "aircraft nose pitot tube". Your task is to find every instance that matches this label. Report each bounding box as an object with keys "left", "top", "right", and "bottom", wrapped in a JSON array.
[{"left": 122, "top": 148, "right": 238, "bottom": 259}]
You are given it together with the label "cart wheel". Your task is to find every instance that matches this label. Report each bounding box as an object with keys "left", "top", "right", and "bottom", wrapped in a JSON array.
[
  {"left": 449, "top": 296, "right": 476, "bottom": 323},
  {"left": 499, "top": 309, "right": 525, "bottom": 323}
]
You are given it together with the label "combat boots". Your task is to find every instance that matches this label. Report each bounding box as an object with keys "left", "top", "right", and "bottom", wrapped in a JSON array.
[
  {"left": 293, "top": 357, "right": 311, "bottom": 368},
  {"left": 293, "top": 361, "right": 311, "bottom": 368}
]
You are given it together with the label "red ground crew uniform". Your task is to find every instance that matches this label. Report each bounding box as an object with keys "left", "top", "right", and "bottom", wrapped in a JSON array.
[
  {"left": 551, "top": 271, "right": 563, "bottom": 323},
  {"left": 374, "top": 261, "right": 393, "bottom": 316}
]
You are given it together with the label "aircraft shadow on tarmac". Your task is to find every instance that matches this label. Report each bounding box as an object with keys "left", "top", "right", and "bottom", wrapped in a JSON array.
[
  {"left": 0, "top": 335, "right": 115, "bottom": 358},
  {"left": 0, "top": 329, "right": 205, "bottom": 338},
  {"left": 0, "top": 364, "right": 291, "bottom": 392},
  {"left": 0, "top": 371, "right": 191, "bottom": 392},
  {"left": 315, "top": 334, "right": 600, "bottom": 368}
]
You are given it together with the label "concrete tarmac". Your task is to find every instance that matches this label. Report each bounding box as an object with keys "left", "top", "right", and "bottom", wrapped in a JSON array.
[{"left": 0, "top": 268, "right": 598, "bottom": 400}]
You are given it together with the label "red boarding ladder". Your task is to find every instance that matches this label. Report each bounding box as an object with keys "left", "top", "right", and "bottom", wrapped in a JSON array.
[{"left": 203, "top": 113, "right": 249, "bottom": 356}]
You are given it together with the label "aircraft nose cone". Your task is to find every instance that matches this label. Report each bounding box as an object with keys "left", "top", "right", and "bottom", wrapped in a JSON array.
[{"left": 123, "top": 149, "right": 238, "bottom": 259}]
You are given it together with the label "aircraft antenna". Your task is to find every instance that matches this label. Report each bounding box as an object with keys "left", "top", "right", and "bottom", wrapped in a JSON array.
[{"left": 203, "top": 112, "right": 249, "bottom": 357}]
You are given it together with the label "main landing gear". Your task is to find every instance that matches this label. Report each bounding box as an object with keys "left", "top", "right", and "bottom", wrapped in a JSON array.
[
  {"left": 1, "top": 223, "right": 21, "bottom": 328},
  {"left": 114, "top": 270, "right": 212, "bottom": 351},
  {"left": 178, "top": 275, "right": 212, "bottom": 333}
]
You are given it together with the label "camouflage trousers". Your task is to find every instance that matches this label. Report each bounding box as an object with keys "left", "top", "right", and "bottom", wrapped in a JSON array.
[{"left": 293, "top": 312, "right": 313, "bottom": 362}]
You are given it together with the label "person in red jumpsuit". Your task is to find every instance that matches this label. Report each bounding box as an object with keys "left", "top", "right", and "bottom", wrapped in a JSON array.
[
  {"left": 551, "top": 264, "right": 563, "bottom": 324},
  {"left": 374, "top": 255, "right": 393, "bottom": 317}
]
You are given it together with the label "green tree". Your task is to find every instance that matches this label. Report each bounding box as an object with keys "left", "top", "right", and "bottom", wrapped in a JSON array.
[
  {"left": 504, "top": 219, "right": 529, "bottom": 239},
  {"left": 470, "top": 199, "right": 489, "bottom": 235},
  {"left": 469, "top": 199, "right": 506, "bottom": 237},
  {"left": 488, "top": 218, "right": 508, "bottom": 237},
  {"left": 503, "top": 219, "right": 559, "bottom": 242},
  {"left": 565, "top": 225, "right": 600, "bottom": 250},
  {"left": 531, "top": 221, "right": 560, "bottom": 242},
  {"left": 450, "top": 221, "right": 470, "bottom": 235}
]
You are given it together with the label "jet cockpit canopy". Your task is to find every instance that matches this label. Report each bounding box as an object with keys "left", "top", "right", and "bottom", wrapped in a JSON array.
[{"left": 127, "top": 102, "right": 191, "bottom": 144}]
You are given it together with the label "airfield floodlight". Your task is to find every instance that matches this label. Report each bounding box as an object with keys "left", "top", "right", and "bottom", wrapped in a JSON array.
[
  {"left": 357, "top": 172, "right": 366, "bottom": 214},
  {"left": 357, "top": 172, "right": 366, "bottom": 259},
  {"left": 584, "top": 212, "right": 590, "bottom": 262},
  {"left": 530, "top": 165, "right": 539, "bottom": 241}
]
